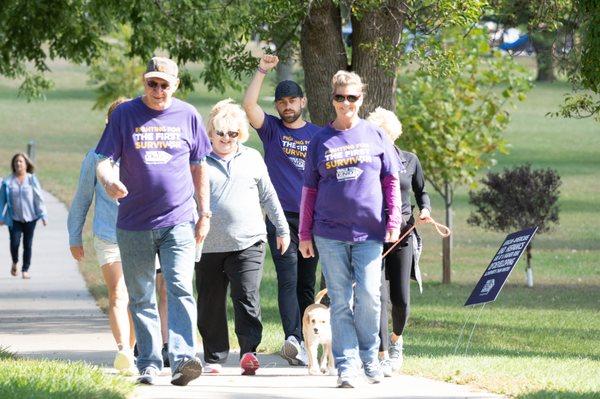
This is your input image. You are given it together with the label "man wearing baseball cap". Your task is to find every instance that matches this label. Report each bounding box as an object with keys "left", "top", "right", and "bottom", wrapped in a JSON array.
[
  {"left": 243, "top": 54, "right": 321, "bottom": 367},
  {"left": 96, "top": 56, "right": 212, "bottom": 386}
]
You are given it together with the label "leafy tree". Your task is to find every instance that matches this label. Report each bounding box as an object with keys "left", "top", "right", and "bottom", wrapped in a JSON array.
[
  {"left": 553, "top": 0, "right": 600, "bottom": 121},
  {"left": 467, "top": 164, "right": 561, "bottom": 285},
  {"left": 489, "top": 0, "right": 574, "bottom": 82},
  {"left": 396, "top": 27, "right": 531, "bottom": 283},
  {"left": 87, "top": 26, "right": 144, "bottom": 109},
  {"left": 0, "top": 0, "right": 485, "bottom": 122}
]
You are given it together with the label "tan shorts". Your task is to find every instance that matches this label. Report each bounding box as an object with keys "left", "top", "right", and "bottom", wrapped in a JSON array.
[{"left": 93, "top": 236, "right": 121, "bottom": 266}]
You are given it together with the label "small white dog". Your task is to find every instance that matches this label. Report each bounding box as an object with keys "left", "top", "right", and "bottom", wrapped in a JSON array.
[{"left": 302, "top": 288, "right": 336, "bottom": 375}]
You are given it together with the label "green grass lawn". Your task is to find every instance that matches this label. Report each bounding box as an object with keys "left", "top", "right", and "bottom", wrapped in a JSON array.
[
  {"left": 0, "top": 62, "right": 598, "bottom": 398},
  {"left": 0, "top": 348, "right": 134, "bottom": 399}
]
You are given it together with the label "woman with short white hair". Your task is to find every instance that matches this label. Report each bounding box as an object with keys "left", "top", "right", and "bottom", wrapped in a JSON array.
[
  {"left": 195, "top": 99, "right": 290, "bottom": 376},
  {"left": 299, "top": 71, "right": 403, "bottom": 388},
  {"left": 367, "top": 107, "right": 432, "bottom": 376}
]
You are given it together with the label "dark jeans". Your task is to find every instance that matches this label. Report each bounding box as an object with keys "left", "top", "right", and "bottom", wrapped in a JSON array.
[
  {"left": 195, "top": 241, "right": 265, "bottom": 364},
  {"left": 379, "top": 231, "right": 413, "bottom": 352},
  {"left": 9, "top": 219, "right": 38, "bottom": 272},
  {"left": 266, "top": 211, "right": 318, "bottom": 342}
]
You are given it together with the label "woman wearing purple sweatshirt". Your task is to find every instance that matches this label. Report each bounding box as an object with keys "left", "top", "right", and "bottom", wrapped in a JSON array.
[{"left": 299, "top": 71, "right": 403, "bottom": 388}]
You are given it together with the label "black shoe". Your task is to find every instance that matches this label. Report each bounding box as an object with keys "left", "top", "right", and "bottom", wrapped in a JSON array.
[
  {"left": 162, "top": 343, "right": 170, "bottom": 368},
  {"left": 171, "top": 357, "right": 202, "bottom": 386}
]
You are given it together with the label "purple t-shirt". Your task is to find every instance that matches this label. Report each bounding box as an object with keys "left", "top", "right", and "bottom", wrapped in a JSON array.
[
  {"left": 256, "top": 113, "right": 320, "bottom": 212},
  {"left": 95, "top": 97, "right": 211, "bottom": 231},
  {"left": 304, "top": 119, "right": 399, "bottom": 242}
]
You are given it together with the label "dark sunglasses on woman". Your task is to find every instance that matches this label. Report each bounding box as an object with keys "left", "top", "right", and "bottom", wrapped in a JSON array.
[
  {"left": 333, "top": 94, "right": 361, "bottom": 103},
  {"left": 215, "top": 131, "right": 239, "bottom": 138}
]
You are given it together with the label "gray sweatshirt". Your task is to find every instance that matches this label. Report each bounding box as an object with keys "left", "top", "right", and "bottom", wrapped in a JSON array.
[{"left": 202, "top": 144, "right": 289, "bottom": 253}]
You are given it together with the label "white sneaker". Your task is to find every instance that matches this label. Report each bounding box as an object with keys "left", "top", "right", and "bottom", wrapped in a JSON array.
[
  {"left": 280, "top": 336, "right": 306, "bottom": 366},
  {"left": 113, "top": 349, "right": 135, "bottom": 372},
  {"left": 364, "top": 361, "right": 383, "bottom": 384},
  {"left": 297, "top": 340, "right": 308, "bottom": 365},
  {"left": 203, "top": 363, "right": 222, "bottom": 374},
  {"left": 380, "top": 357, "right": 393, "bottom": 377},
  {"left": 389, "top": 334, "right": 404, "bottom": 372}
]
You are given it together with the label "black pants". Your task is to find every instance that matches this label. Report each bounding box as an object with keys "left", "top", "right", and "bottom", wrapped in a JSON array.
[
  {"left": 195, "top": 241, "right": 265, "bottom": 364},
  {"left": 266, "top": 211, "right": 318, "bottom": 341},
  {"left": 9, "top": 219, "right": 38, "bottom": 272},
  {"left": 379, "top": 233, "right": 413, "bottom": 352}
]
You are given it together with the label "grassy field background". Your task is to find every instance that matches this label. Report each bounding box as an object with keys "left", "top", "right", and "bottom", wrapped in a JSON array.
[{"left": 0, "top": 60, "right": 598, "bottom": 398}]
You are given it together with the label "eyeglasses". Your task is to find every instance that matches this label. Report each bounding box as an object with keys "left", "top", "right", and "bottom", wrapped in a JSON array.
[
  {"left": 215, "top": 131, "right": 239, "bottom": 138},
  {"left": 146, "top": 80, "right": 170, "bottom": 90},
  {"left": 333, "top": 94, "right": 361, "bottom": 103}
]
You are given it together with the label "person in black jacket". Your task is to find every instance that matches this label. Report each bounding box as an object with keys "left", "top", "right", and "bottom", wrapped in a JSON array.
[{"left": 367, "top": 107, "right": 433, "bottom": 376}]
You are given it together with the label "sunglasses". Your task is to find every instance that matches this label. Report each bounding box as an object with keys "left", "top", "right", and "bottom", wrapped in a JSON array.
[
  {"left": 146, "top": 80, "right": 170, "bottom": 90},
  {"left": 333, "top": 94, "right": 361, "bottom": 103},
  {"left": 215, "top": 131, "right": 239, "bottom": 138}
]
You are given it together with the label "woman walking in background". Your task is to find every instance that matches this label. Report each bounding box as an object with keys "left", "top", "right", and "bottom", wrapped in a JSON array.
[
  {"left": 367, "top": 107, "right": 432, "bottom": 376},
  {"left": 67, "top": 98, "right": 137, "bottom": 373},
  {"left": 195, "top": 99, "right": 290, "bottom": 376},
  {"left": 0, "top": 153, "right": 47, "bottom": 279},
  {"left": 299, "top": 71, "right": 403, "bottom": 388}
]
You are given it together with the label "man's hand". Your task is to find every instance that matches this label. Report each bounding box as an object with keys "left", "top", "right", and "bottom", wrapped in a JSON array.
[
  {"left": 104, "top": 180, "right": 128, "bottom": 200},
  {"left": 42, "top": 219, "right": 47, "bottom": 227},
  {"left": 299, "top": 240, "right": 315, "bottom": 258},
  {"left": 195, "top": 217, "right": 210, "bottom": 244},
  {"left": 277, "top": 235, "right": 290, "bottom": 255},
  {"left": 384, "top": 228, "right": 400, "bottom": 243},
  {"left": 0, "top": 220, "right": 4, "bottom": 226},
  {"left": 70, "top": 246, "right": 84, "bottom": 261},
  {"left": 259, "top": 54, "right": 279, "bottom": 72}
]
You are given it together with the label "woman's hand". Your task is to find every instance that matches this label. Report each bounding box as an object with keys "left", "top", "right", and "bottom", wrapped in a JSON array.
[
  {"left": 419, "top": 208, "right": 433, "bottom": 223},
  {"left": 277, "top": 235, "right": 290, "bottom": 255},
  {"left": 384, "top": 228, "right": 400, "bottom": 243},
  {"left": 299, "top": 240, "right": 315, "bottom": 258},
  {"left": 70, "top": 246, "right": 84, "bottom": 261}
]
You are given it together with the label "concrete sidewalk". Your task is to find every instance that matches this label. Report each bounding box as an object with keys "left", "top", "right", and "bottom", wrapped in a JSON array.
[{"left": 0, "top": 190, "right": 502, "bottom": 399}]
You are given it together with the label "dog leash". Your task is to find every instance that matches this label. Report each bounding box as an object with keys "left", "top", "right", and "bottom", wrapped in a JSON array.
[{"left": 381, "top": 217, "right": 451, "bottom": 259}]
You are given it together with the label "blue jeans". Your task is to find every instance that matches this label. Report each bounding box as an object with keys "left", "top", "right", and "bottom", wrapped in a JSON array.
[
  {"left": 314, "top": 235, "right": 383, "bottom": 377},
  {"left": 9, "top": 219, "right": 37, "bottom": 272},
  {"left": 117, "top": 221, "right": 197, "bottom": 372}
]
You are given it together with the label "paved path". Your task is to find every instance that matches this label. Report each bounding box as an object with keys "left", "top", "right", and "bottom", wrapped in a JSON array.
[{"left": 0, "top": 190, "right": 502, "bottom": 399}]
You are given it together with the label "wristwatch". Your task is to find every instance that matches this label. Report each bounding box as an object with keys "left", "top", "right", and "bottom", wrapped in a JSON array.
[{"left": 200, "top": 211, "right": 212, "bottom": 219}]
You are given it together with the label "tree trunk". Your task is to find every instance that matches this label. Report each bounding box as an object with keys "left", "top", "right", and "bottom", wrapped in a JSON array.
[
  {"left": 442, "top": 182, "right": 452, "bottom": 284},
  {"left": 274, "top": 35, "right": 295, "bottom": 82},
  {"left": 531, "top": 31, "right": 556, "bottom": 82},
  {"left": 300, "top": 0, "right": 347, "bottom": 125},
  {"left": 525, "top": 243, "right": 533, "bottom": 287},
  {"left": 276, "top": 59, "right": 294, "bottom": 82},
  {"left": 351, "top": 2, "right": 405, "bottom": 116}
]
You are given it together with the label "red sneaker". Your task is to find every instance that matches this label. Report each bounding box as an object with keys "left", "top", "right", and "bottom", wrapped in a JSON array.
[{"left": 240, "top": 352, "right": 259, "bottom": 375}]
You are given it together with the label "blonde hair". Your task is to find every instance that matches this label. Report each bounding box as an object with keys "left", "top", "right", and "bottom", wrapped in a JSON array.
[
  {"left": 106, "top": 97, "right": 130, "bottom": 123},
  {"left": 207, "top": 99, "right": 250, "bottom": 143},
  {"left": 331, "top": 70, "right": 366, "bottom": 95},
  {"left": 367, "top": 107, "right": 403, "bottom": 142}
]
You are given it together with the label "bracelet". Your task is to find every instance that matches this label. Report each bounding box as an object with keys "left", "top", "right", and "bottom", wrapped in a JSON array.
[{"left": 257, "top": 66, "right": 268, "bottom": 74}]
